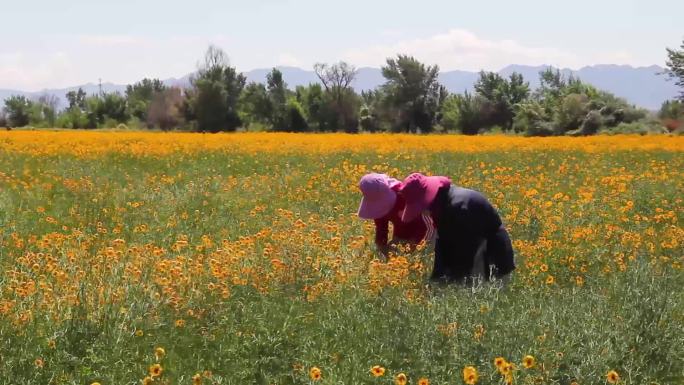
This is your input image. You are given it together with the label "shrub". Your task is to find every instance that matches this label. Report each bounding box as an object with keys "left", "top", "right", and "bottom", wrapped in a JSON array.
[
  {"left": 524, "top": 121, "right": 555, "bottom": 137},
  {"left": 554, "top": 93, "right": 589, "bottom": 134},
  {"left": 283, "top": 98, "right": 309, "bottom": 132},
  {"left": 359, "top": 105, "right": 380, "bottom": 133},
  {"left": 579, "top": 110, "right": 603, "bottom": 135},
  {"left": 600, "top": 120, "right": 668, "bottom": 135}
]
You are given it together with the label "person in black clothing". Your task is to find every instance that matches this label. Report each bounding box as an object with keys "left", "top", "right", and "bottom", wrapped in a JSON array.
[{"left": 398, "top": 173, "right": 515, "bottom": 284}]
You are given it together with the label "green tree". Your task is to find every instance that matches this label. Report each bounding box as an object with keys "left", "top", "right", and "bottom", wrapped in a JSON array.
[
  {"left": 267, "top": 68, "right": 290, "bottom": 130},
  {"left": 445, "top": 92, "right": 492, "bottom": 135},
  {"left": 239, "top": 82, "right": 272, "bottom": 127},
  {"left": 659, "top": 100, "right": 684, "bottom": 120},
  {"left": 513, "top": 101, "right": 554, "bottom": 136},
  {"left": 658, "top": 99, "right": 684, "bottom": 132},
  {"left": 190, "top": 45, "right": 246, "bottom": 132},
  {"left": 147, "top": 88, "right": 185, "bottom": 131},
  {"left": 380, "top": 55, "right": 445, "bottom": 133},
  {"left": 473, "top": 71, "right": 530, "bottom": 131},
  {"left": 37, "top": 94, "right": 60, "bottom": 127},
  {"left": 100, "top": 92, "right": 129, "bottom": 124},
  {"left": 554, "top": 93, "right": 589, "bottom": 134},
  {"left": 666, "top": 39, "right": 684, "bottom": 100},
  {"left": 296, "top": 84, "right": 326, "bottom": 130},
  {"left": 359, "top": 89, "right": 390, "bottom": 132},
  {"left": 314, "top": 62, "right": 360, "bottom": 132},
  {"left": 65, "top": 88, "right": 87, "bottom": 110},
  {"left": 3, "top": 95, "right": 32, "bottom": 127},
  {"left": 579, "top": 110, "right": 603, "bottom": 135},
  {"left": 283, "top": 98, "right": 309, "bottom": 132},
  {"left": 126, "top": 78, "right": 166, "bottom": 122},
  {"left": 522, "top": 68, "right": 642, "bottom": 136},
  {"left": 439, "top": 94, "right": 460, "bottom": 132}
]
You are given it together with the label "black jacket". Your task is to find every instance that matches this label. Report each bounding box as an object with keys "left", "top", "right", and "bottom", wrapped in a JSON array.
[{"left": 430, "top": 185, "right": 515, "bottom": 281}]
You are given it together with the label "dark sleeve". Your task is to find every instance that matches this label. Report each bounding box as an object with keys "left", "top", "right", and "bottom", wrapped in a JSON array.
[
  {"left": 469, "top": 191, "right": 503, "bottom": 235},
  {"left": 374, "top": 218, "right": 389, "bottom": 248}
]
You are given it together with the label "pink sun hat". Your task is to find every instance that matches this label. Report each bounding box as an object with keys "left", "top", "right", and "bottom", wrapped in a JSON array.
[
  {"left": 357, "top": 173, "right": 401, "bottom": 219},
  {"left": 399, "top": 173, "right": 451, "bottom": 222}
]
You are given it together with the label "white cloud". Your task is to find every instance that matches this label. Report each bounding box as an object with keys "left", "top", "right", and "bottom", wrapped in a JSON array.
[
  {"left": 0, "top": 30, "right": 653, "bottom": 91},
  {"left": 342, "top": 29, "right": 583, "bottom": 71},
  {"left": 0, "top": 52, "right": 77, "bottom": 91},
  {"left": 79, "top": 35, "right": 146, "bottom": 46},
  {"left": 277, "top": 53, "right": 302, "bottom": 67}
]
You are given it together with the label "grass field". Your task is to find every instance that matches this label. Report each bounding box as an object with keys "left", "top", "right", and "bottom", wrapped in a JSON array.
[{"left": 0, "top": 132, "right": 682, "bottom": 385}]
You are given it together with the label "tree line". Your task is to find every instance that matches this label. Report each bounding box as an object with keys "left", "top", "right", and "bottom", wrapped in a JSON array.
[{"left": 2, "top": 42, "right": 684, "bottom": 135}]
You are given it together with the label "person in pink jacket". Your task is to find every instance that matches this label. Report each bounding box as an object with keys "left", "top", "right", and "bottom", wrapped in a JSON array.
[{"left": 357, "top": 173, "right": 433, "bottom": 258}]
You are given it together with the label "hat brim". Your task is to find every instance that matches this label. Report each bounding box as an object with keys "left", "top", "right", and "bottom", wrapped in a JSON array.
[
  {"left": 400, "top": 176, "right": 444, "bottom": 222},
  {"left": 358, "top": 191, "right": 397, "bottom": 219}
]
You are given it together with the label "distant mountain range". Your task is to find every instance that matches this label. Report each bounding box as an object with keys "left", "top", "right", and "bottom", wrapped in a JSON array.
[{"left": 1, "top": 64, "right": 678, "bottom": 111}]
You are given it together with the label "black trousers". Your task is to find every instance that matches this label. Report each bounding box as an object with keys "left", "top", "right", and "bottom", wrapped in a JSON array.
[{"left": 431, "top": 225, "right": 515, "bottom": 282}]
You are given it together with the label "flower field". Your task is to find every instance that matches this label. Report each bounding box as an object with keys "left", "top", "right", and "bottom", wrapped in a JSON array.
[{"left": 0, "top": 132, "right": 682, "bottom": 385}]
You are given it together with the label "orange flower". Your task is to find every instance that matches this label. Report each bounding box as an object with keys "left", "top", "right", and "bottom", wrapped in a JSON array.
[
  {"left": 371, "top": 365, "right": 386, "bottom": 377},
  {"left": 418, "top": 378, "right": 430, "bottom": 385},
  {"left": 149, "top": 363, "right": 163, "bottom": 377},
  {"left": 192, "top": 373, "right": 202, "bottom": 385},
  {"left": 395, "top": 372, "right": 407, "bottom": 385},
  {"left": 309, "top": 367, "right": 322, "bottom": 381},
  {"left": 522, "top": 355, "right": 535, "bottom": 369},
  {"left": 501, "top": 362, "right": 514, "bottom": 375},
  {"left": 463, "top": 366, "right": 478, "bottom": 385},
  {"left": 154, "top": 347, "right": 165, "bottom": 361},
  {"left": 606, "top": 370, "right": 619, "bottom": 384}
]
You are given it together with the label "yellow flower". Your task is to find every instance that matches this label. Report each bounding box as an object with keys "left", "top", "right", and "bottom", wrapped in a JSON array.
[
  {"left": 570, "top": 381, "right": 579, "bottom": 385},
  {"left": 135, "top": 329, "right": 144, "bottom": 337},
  {"left": 175, "top": 319, "right": 186, "bottom": 328},
  {"left": 192, "top": 373, "right": 202, "bottom": 385},
  {"left": 34, "top": 358, "right": 44, "bottom": 368},
  {"left": 463, "top": 366, "right": 479, "bottom": 385},
  {"left": 522, "top": 355, "right": 535, "bottom": 369},
  {"left": 142, "top": 377, "right": 153, "bottom": 385},
  {"left": 418, "top": 378, "right": 430, "bottom": 385},
  {"left": 494, "top": 357, "right": 507, "bottom": 369},
  {"left": 155, "top": 347, "right": 166, "bottom": 361},
  {"left": 504, "top": 373, "right": 513, "bottom": 385},
  {"left": 395, "top": 372, "right": 408, "bottom": 385},
  {"left": 545, "top": 275, "right": 555, "bottom": 285},
  {"left": 371, "top": 365, "right": 386, "bottom": 377},
  {"left": 606, "top": 370, "right": 619, "bottom": 384},
  {"left": 149, "top": 363, "right": 163, "bottom": 377},
  {"left": 91, "top": 383, "right": 102, "bottom": 385},
  {"left": 501, "top": 362, "right": 514, "bottom": 375},
  {"left": 309, "top": 367, "right": 322, "bottom": 381},
  {"left": 47, "top": 339, "right": 56, "bottom": 349}
]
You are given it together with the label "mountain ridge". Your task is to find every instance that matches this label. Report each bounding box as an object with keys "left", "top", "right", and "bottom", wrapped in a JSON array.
[{"left": 1, "top": 64, "right": 677, "bottom": 111}]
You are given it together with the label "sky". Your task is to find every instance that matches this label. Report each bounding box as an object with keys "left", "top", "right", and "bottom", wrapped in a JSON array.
[{"left": 1, "top": 0, "right": 682, "bottom": 91}]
